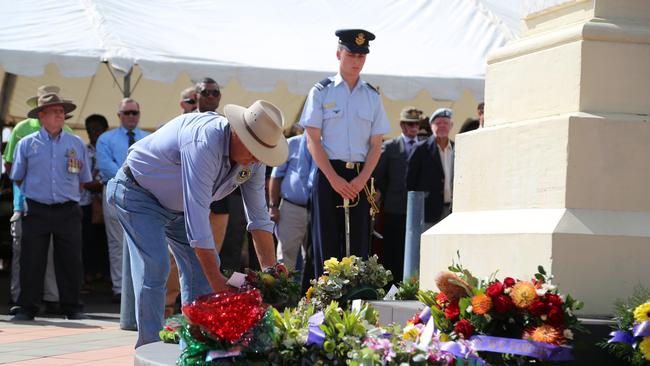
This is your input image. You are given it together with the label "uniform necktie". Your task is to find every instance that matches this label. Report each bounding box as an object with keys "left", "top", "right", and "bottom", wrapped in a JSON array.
[{"left": 127, "top": 130, "right": 135, "bottom": 146}]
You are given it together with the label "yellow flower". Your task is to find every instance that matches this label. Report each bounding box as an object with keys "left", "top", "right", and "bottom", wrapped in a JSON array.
[
  {"left": 340, "top": 256, "right": 354, "bottom": 267},
  {"left": 510, "top": 281, "right": 537, "bottom": 308},
  {"left": 633, "top": 302, "right": 650, "bottom": 323},
  {"left": 402, "top": 324, "right": 419, "bottom": 341},
  {"left": 324, "top": 257, "right": 339, "bottom": 271},
  {"left": 471, "top": 293, "right": 493, "bottom": 315},
  {"left": 439, "top": 333, "right": 450, "bottom": 342},
  {"left": 305, "top": 286, "right": 314, "bottom": 300},
  {"left": 639, "top": 337, "right": 650, "bottom": 361},
  {"left": 523, "top": 324, "right": 564, "bottom": 345}
]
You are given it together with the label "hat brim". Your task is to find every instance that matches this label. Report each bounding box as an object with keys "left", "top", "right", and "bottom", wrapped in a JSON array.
[
  {"left": 339, "top": 44, "right": 370, "bottom": 54},
  {"left": 26, "top": 96, "right": 39, "bottom": 108},
  {"left": 224, "top": 104, "right": 289, "bottom": 167},
  {"left": 400, "top": 118, "right": 421, "bottom": 123},
  {"left": 27, "top": 101, "right": 76, "bottom": 119}
]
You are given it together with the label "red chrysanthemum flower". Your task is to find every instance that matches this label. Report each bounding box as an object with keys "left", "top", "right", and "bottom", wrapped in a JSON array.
[
  {"left": 444, "top": 302, "right": 460, "bottom": 320},
  {"left": 454, "top": 319, "right": 474, "bottom": 339}
]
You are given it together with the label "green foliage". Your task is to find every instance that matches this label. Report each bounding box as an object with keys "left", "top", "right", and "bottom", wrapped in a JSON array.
[
  {"left": 304, "top": 255, "right": 392, "bottom": 311},
  {"left": 395, "top": 276, "right": 419, "bottom": 300},
  {"left": 245, "top": 268, "right": 301, "bottom": 310},
  {"left": 448, "top": 250, "right": 480, "bottom": 289},
  {"left": 598, "top": 285, "right": 650, "bottom": 366}
]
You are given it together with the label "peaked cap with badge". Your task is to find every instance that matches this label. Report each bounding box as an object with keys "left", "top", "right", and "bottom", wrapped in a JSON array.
[{"left": 335, "top": 29, "right": 375, "bottom": 54}]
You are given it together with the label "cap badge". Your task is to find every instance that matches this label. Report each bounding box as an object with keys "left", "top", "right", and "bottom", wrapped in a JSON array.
[
  {"left": 237, "top": 167, "right": 252, "bottom": 183},
  {"left": 355, "top": 33, "right": 365, "bottom": 46}
]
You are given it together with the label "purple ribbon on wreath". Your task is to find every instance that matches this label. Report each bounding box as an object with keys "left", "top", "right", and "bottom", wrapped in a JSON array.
[
  {"left": 470, "top": 335, "right": 573, "bottom": 361},
  {"left": 306, "top": 311, "right": 326, "bottom": 347},
  {"left": 608, "top": 320, "right": 650, "bottom": 345},
  {"left": 440, "top": 342, "right": 488, "bottom": 366}
]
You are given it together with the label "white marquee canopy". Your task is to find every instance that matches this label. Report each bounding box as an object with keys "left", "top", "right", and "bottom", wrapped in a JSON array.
[{"left": 0, "top": 0, "right": 526, "bottom": 101}]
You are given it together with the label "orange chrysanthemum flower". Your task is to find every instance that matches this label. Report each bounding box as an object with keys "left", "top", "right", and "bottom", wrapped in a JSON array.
[
  {"left": 471, "top": 293, "right": 493, "bottom": 315},
  {"left": 523, "top": 324, "right": 564, "bottom": 345},
  {"left": 510, "top": 281, "right": 537, "bottom": 308}
]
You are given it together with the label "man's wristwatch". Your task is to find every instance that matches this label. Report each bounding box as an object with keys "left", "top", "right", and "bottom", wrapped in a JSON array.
[{"left": 268, "top": 203, "right": 279, "bottom": 209}]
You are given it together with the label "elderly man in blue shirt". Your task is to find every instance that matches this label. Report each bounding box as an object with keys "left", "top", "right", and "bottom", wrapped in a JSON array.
[
  {"left": 106, "top": 100, "right": 288, "bottom": 347},
  {"left": 10, "top": 93, "right": 92, "bottom": 321},
  {"left": 268, "top": 131, "right": 316, "bottom": 274},
  {"left": 301, "top": 29, "right": 390, "bottom": 276},
  {"left": 96, "top": 98, "right": 150, "bottom": 302}
]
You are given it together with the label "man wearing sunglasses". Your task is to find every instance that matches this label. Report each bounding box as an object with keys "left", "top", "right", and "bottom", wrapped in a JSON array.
[
  {"left": 195, "top": 77, "right": 221, "bottom": 113},
  {"left": 96, "top": 98, "right": 150, "bottom": 303},
  {"left": 179, "top": 87, "right": 197, "bottom": 114}
]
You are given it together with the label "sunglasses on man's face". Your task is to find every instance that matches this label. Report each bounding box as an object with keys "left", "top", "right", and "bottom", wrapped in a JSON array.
[
  {"left": 199, "top": 89, "right": 220, "bottom": 97},
  {"left": 183, "top": 98, "right": 196, "bottom": 105},
  {"left": 120, "top": 110, "right": 140, "bottom": 116}
]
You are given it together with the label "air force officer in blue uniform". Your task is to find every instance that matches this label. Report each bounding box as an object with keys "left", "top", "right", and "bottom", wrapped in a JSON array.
[
  {"left": 301, "top": 29, "right": 390, "bottom": 276},
  {"left": 107, "top": 100, "right": 288, "bottom": 347}
]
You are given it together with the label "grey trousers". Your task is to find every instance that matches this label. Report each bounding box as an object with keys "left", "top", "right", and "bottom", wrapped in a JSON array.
[
  {"left": 10, "top": 213, "right": 59, "bottom": 303},
  {"left": 103, "top": 186, "right": 123, "bottom": 295},
  {"left": 275, "top": 200, "right": 309, "bottom": 271}
]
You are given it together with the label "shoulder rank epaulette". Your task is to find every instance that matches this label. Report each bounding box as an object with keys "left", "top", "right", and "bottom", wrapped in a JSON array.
[
  {"left": 365, "top": 82, "right": 379, "bottom": 94},
  {"left": 314, "top": 78, "right": 332, "bottom": 91}
]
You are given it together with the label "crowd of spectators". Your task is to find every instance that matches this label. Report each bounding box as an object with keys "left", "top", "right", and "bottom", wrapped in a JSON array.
[{"left": 2, "top": 81, "right": 483, "bottom": 323}]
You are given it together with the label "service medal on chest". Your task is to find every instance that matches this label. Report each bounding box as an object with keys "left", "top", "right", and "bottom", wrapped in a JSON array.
[{"left": 66, "top": 148, "right": 80, "bottom": 174}]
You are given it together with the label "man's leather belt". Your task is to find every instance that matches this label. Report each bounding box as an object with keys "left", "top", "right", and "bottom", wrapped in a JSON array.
[
  {"left": 26, "top": 198, "right": 75, "bottom": 208},
  {"left": 122, "top": 164, "right": 141, "bottom": 187}
]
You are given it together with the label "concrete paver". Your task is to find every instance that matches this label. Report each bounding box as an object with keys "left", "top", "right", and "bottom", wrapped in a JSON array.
[{"left": 0, "top": 316, "right": 137, "bottom": 365}]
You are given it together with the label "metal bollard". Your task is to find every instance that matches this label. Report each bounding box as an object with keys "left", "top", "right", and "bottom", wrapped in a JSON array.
[
  {"left": 403, "top": 191, "right": 426, "bottom": 280},
  {"left": 120, "top": 239, "right": 137, "bottom": 330}
]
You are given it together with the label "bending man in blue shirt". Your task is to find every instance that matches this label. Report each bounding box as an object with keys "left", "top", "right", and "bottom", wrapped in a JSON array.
[{"left": 106, "top": 100, "right": 288, "bottom": 347}]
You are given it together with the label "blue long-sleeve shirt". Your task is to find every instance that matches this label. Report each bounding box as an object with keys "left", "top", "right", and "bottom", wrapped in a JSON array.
[
  {"left": 270, "top": 134, "right": 316, "bottom": 206},
  {"left": 10, "top": 128, "right": 91, "bottom": 204},
  {"left": 96, "top": 126, "right": 149, "bottom": 183},
  {"left": 125, "top": 112, "right": 273, "bottom": 249}
]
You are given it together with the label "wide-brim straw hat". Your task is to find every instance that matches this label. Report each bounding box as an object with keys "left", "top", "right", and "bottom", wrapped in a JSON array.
[
  {"left": 26, "top": 85, "right": 61, "bottom": 108},
  {"left": 27, "top": 93, "right": 76, "bottom": 119},
  {"left": 224, "top": 100, "right": 288, "bottom": 167}
]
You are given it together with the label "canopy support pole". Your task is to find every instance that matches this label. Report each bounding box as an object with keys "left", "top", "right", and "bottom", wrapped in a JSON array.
[{"left": 0, "top": 72, "right": 17, "bottom": 129}]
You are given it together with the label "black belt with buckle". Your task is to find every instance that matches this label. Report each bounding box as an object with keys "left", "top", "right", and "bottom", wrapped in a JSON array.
[
  {"left": 122, "top": 164, "right": 141, "bottom": 187},
  {"left": 330, "top": 160, "right": 364, "bottom": 170}
]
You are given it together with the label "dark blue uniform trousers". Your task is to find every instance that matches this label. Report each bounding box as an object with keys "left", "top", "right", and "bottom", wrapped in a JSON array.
[{"left": 311, "top": 161, "right": 370, "bottom": 277}]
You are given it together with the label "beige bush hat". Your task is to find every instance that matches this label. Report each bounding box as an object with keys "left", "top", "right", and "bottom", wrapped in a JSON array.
[
  {"left": 224, "top": 100, "right": 288, "bottom": 167},
  {"left": 27, "top": 93, "right": 76, "bottom": 119},
  {"left": 400, "top": 107, "right": 423, "bottom": 122},
  {"left": 26, "top": 85, "right": 61, "bottom": 108}
]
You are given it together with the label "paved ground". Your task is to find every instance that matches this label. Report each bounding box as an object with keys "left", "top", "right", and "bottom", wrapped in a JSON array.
[
  {"left": 0, "top": 317, "right": 136, "bottom": 365},
  {"left": 0, "top": 271, "right": 139, "bottom": 365}
]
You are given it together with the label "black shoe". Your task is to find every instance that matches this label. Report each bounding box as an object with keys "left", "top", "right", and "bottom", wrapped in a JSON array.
[
  {"left": 66, "top": 312, "right": 88, "bottom": 320},
  {"left": 11, "top": 312, "right": 34, "bottom": 321},
  {"left": 9, "top": 305, "right": 20, "bottom": 315},
  {"left": 111, "top": 293, "right": 121, "bottom": 304}
]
